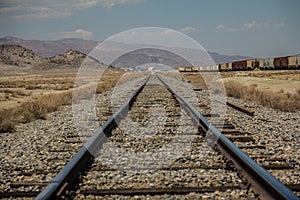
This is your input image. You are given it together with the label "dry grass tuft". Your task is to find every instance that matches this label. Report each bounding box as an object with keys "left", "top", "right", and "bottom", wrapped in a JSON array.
[{"left": 225, "top": 80, "right": 300, "bottom": 112}]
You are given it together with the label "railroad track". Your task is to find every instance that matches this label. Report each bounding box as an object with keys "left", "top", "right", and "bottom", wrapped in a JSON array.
[
  {"left": 195, "top": 83, "right": 300, "bottom": 198},
  {"left": 0, "top": 110, "right": 85, "bottom": 199},
  {"left": 31, "top": 74, "right": 298, "bottom": 200}
]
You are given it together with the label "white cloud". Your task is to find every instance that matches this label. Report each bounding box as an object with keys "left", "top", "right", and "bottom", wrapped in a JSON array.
[
  {"left": 180, "top": 26, "right": 198, "bottom": 33},
  {"left": 216, "top": 21, "right": 285, "bottom": 32},
  {"left": 102, "top": 0, "right": 144, "bottom": 9},
  {"left": 47, "top": 29, "right": 93, "bottom": 39},
  {"left": 216, "top": 24, "right": 225, "bottom": 30},
  {"left": 243, "top": 21, "right": 271, "bottom": 29},
  {"left": 160, "top": 29, "right": 177, "bottom": 35},
  {"left": 0, "top": 0, "right": 144, "bottom": 19}
]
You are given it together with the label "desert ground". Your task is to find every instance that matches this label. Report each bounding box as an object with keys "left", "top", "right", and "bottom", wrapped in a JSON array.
[
  {"left": 0, "top": 66, "right": 126, "bottom": 132},
  {"left": 182, "top": 69, "right": 300, "bottom": 112},
  {"left": 1, "top": 68, "right": 299, "bottom": 133}
]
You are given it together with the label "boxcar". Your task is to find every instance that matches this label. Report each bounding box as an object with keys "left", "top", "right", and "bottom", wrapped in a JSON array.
[
  {"left": 258, "top": 59, "right": 264, "bottom": 69},
  {"left": 274, "top": 57, "right": 281, "bottom": 68},
  {"left": 288, "top": 56, "right": 297, "bottom": 68},
  {"left": 232, "top": 60, "right": 245, "bottom": 70},
  {"left": 199, "top": 66, "right": 208, "bottom": 71},
  {"left": 211, "top": 65, "right": 219, "bottom": 71},
  {"left": 262, "top": 58, "right": 269, "bottom": 69},
  {"left": 227, "top": 63, "right": 232, "bottom": 70},
  {"left": 281, "top": 57, "right": 289, "bottom": 68},
  {"left": 252, "top": 60, "right": 260, "bottom": 68},
  {"left": 232, "top": 61, "right": 238, "bottom": 70},
  {"left": 269, "top": 58, "right": 274, "bottom": 69},
  {"left": 240, "top": 60, "right": 247, "bottom": 70},
  {"left": 191, "top": 67, "right": 199, "bottom": 71},
  {"left": 246, "top": 60, "right": 256, "bottom": 70},
  {"left": 178, "top": 67, "right": 185, "bottom": 72},
  {"left": 274, "top": 57, "right": 288, "bottom": 69},
  {"left": 219, "top": 63, "right": 227, "bottom": 71}
]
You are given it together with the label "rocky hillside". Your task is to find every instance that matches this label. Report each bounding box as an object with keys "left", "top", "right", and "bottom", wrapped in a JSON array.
[
  {"left": 0, "top": 44, "right": 45, "bottom": 67},
  {"left": 46, "top": 49, "right": 87, "bottom": 68},
  {"left": 0, "top": 44, "right": 88, "bottom": 69}
]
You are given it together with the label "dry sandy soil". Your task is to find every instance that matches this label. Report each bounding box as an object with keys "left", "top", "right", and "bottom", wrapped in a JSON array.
[
  {"left": 0, "top": 65, "right": 129, "bottom": 110},
  {"left": 221, "top": 70, "right": 300, "bottom": 95}
]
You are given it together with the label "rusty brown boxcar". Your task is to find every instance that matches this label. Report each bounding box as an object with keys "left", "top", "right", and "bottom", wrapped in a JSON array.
[
  {"left": 240, "top": 60, "right": 247, "bottom": 70},
  {"left": 281, "top": 56, "right": 289, "bottom": 68},
  {"left": 274, "top": 57, "right": 281, "bottom": 68},
  {"left": 234, "top": 60, "right": 247, "bottom": 70},
  {"left": 274, "top": 56, "right": 289, "bottom": 69},
  {"left": 232, "top": 61, "right": 239, "bottom": 70}
]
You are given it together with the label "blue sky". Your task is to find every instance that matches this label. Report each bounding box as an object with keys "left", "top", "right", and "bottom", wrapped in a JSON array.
[{"left": 0, "top": 0, "right": 299, "bottom": 58}]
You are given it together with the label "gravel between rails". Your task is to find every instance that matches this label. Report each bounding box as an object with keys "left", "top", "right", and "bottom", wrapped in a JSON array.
[{"left": 74, "top": 75, "right": 258, "bottom": 199}]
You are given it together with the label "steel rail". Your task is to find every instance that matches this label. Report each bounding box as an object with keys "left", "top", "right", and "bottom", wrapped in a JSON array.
[
  {"left": 36, "top": 75, "right": 150, "bottom": 200},
  {"left": 157, "top": 74, "right": 298, "bottom": 200}
]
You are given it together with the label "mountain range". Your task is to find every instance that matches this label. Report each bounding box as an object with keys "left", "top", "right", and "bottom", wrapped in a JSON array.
[{"left": 0, "top": 36, "right": 251, "bottom": 70}]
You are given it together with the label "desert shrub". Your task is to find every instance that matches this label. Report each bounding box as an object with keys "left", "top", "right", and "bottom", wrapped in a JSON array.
[
  {"left": 0, "top": 110, "right": 15, "bottom": 133},
  {"left": 278, "top": 89, "right": 284, "bottom": 93},
  {"left": 21, "top": 110, "right": 35, "bottom": 123},
  {"left": 0, "top": 120, "right": 15, "bottom": 133}
]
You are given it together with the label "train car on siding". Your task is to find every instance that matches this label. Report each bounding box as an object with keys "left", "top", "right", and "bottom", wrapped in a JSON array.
[
  {"left": 232, "top": 61, "right": 239, "bottom": 70},
  {"left": 178, "top": 67, "right": 186, "bottom": 72},
  {"left": 258, "top": 59, "right": 264, "bottom": 69},
  {"left": 288, "top": 56, "right": 298, "bottom": 69},
  {"left": 262, "top": 58, "right": 269, "bottom": 69},
  {"left": 192, "top": 67, "right": 199, "bottom": 72},
  {"left": 274, "top": 57, "right": 281, "bottom": 68},
  {"left": 274, "top": 56, "right": 289, "bottom": 69},
  {"left": 281, "top": 56, "right": 289, "bottom": 68},
  {"left": 219, "top": 63, "right": 226, "bottom": 71},
  {"left": 268, "top": 58, "right": 275, "bottom": 69},
  {"left": 246, "top": 60, "right": 253, "bottom": 70},
  {"left": 227, "top": 62, "right": 232, "bottom": 70},
  {"left": 211, "top": 65, "right": 219, "bottom": 71},
  {"left": 238, "top": 60, "right": 247, "bottom": 70}
]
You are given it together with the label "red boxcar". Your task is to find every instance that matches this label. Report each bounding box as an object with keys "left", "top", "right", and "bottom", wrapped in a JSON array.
[
  {"left": 232, "top": 60, "right": 247, "bottom": 70},
  {"left": 274, "top": 57, "right": 281, "bottom": 68},
  {"left": 274, "top": 57, "right": 289, "bottom": 68},
  {"left": 239, "top": 60, "right": 247, "bottom": 70},
  {"left": 232, "top": 61, "right": 239, "bottom": 70},
  {"left": 280, "top": 56, "right": 288, "bottom": 68}
]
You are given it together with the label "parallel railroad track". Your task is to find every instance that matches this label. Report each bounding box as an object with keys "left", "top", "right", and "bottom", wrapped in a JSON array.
[{"left": 33, "top": 74, "right": 298, "bottom": 200}]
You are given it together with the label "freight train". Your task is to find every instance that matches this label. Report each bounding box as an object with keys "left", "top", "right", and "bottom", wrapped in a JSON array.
[{"left": 178, "top": 54, "right": 300, "bottom": 72}]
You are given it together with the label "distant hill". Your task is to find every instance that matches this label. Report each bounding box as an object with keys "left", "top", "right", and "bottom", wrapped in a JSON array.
[
  {"left": 0, "top": 36, "right": 98, "bottom": 57},
  {"left": 0, "top": 44, "right": 46, "bottom": 67},
  {"left": 46, "top": 49, "right": 87, "bottom": 68},
  {"left": 0, "top": 44, "right": 91, "bottom": 69},
  {"left": 0, "top": 36, "right": 252, "bottom": 70}
]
